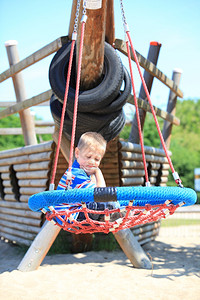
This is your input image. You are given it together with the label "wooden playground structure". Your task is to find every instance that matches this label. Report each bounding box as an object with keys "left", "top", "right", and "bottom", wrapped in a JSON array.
[{"left": 0, "top": 0, "right": 183, "bottom": 271}]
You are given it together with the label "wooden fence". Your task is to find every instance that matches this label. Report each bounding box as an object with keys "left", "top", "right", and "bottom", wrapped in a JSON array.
[{"left": 0, "top": 137, "right": 165, "bottom": 246}]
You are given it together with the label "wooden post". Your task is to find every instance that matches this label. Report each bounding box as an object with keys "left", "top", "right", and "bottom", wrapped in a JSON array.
[
  {"left": 74, "top": 0, "right": 107, "bottom": 90},
  {"left": 161, "top": 69, "right": 182, "bottom": 149},
  {"left": 17, "top": 221, "right": 61, "bottom": 272},
  {"left": 129, "top": 41, "right": 162, "bottom": 143},
  {"left": 5, "top": 40, "right": 37, "bottom": 146},
  {"left": 105, "top": 0, "right": 115, "bottom": 45},
  {"left": 114, "top": 229, "right": 152, "bottom": 269}
]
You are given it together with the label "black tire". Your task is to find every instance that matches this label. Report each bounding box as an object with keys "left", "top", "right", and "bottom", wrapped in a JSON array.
[
  {"left": 49, "top": 42, "right": 124, "bottom": 112},
  {"left": 50, "top": 94, "right": 125, "bottom": 144},
  {"left": 92, "top": 65, "right": 131, "bottom": 115}
]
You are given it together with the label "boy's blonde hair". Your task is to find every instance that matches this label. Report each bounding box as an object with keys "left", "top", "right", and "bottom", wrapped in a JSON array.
[{"left": 77, "top": 132, "right": 107, "bottom": 155}]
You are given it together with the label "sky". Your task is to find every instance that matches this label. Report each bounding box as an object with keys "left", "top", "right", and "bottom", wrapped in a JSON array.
[{"left": 0, "top": 0, "right": 200, "bottom": 121}]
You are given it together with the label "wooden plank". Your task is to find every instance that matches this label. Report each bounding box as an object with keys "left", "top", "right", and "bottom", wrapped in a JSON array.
[
  {"left": 0, "top": 101, "right": 50, "bottom": 107},
  {"left": 0, "top": 232, "right": 32, "bottom": 246},
  {"left": 0, "top": 219, "right": 40, "bottom": 234},
  {"left": 0, "top": 127, "right": 54, "bottom": 135},
  {"left": 120, "top": 151, "right": 169, "bottom": 163},
  {"left": 0, "top": 213, "right": 41, "bottom": 226},
  {"left": 120, "top": 161, "right": 145, "bottom": 169},
  {"left": 121, "top": 169, "right": 145, "bottom": 178},
  {"left": 18, "top": 179, "right": 48, "bottom": 187},
  {"left": 19, "top": 187, "right": 45, "bottom": 195},
  {"left": 127, "top": 94, "right": 180, "bottom": 125},
  {"left": 0, "top": 226, "right": 37, "bottom": 240},
  {"left": 121, "top": 177, "right": 144, "bottom": 186},
  {"left": 4, "top": 187, "right": 13, "bottom": 194},
  {"left": 4, "top": 195, "right": 16, "bottom": 201},
  {"left": 0, "top": 90, "right": 52, "bottom": 120},
  {"left": 0, "top": 152, "right": 53, "bottom": 166},
  {"left": 0, "top": 37, "right": 66, "bottom": 83},
  {"left": 120, "top": 141, "right": 171, "bottom": 156},
  {"left": 2, "top": 180, "right": 11, "bottom": 187},
  {"left": 0, "top": 201, "right": 29, "bottom": 210},
  {"left": 13, "top": 161, "right": 50, "bottom": 171},
  {"left": 0, "top": 141, "right": 54, "bottom": 159},
  {"left": 114, "top": 38, "right": 183, "bottom": 98},
  {"left": 20, "top": 195, "right": 30, "bottom": 202},
  {"left": 0, "top": 166, "right": 10, "bottom": 172},
  {"left": 0, "top": 207, "right": 41, "bottom": 219}
]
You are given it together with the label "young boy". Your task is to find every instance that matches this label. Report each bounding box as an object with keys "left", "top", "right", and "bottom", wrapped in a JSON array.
[
  {"left": 57, "top": 132, "right": 118, "bottom": 221},
  {"left": 57, "top": 132, "right": 107, "bottom": 191}
]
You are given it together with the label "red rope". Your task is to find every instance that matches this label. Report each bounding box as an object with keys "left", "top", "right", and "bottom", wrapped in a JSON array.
[
  {"left": 50, "top": 39, "right": 76, "bottom": 187},
  {"left": 46, "top": 202, "right": 180, "bottom": 234},
  {"left": 68, "top": 20, "right": 86, "bottom": 173},
  {"left": 126, "top": 31, "right": 176, "bottom": 175},
  {"left": 126, "top": 40, "right": 149, "bottom": 184}
]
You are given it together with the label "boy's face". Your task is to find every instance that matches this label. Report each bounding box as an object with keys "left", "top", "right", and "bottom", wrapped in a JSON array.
[{"left": 75, "top": 145, "right": 104, "bottom": 175}]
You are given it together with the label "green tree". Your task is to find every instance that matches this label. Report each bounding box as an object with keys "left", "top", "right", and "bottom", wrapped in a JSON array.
[
  {"left": 0, "top": 113, "right": 52, "bottom": 151},
  {"left": 121, "top": 99, "right": 200, "bottom": 199}
]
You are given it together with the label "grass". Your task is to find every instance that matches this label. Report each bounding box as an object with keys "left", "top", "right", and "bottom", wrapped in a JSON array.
[{"left": 161, "top": 218, "right": 200, "bottom": 227}]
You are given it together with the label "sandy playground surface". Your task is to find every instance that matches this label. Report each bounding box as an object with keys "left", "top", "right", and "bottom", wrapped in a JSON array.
[{"left": 0, "top": 225, "right": 200, "bottom": 300}]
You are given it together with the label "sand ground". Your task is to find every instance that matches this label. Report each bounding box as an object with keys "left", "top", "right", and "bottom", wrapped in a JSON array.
[{"left": 0, "top": 226, "right": 200, "bottom": 300}]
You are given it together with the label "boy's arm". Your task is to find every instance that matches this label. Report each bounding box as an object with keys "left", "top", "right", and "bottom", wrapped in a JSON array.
[{"left": 92, "top": 168, "right": 106, "bottom": 187}]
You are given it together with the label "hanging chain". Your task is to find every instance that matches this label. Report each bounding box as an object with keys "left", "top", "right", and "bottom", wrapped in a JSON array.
[
  {"left": 83, "top": 0, "right": 87, "bottom": 15},
  {"left": 73, "top": 0, "right": 81, "bottom": 33},
  {"left": 81, "top": 0, "right": 88, "bottom": 23},
  {"left": 119, "top": 0, "right": 129, "bottom": 32},
  {"left": 72, "top": 0, "right": 81, "bottom": 40}
]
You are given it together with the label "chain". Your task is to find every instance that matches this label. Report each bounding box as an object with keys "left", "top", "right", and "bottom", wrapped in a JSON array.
[
  {"left": 73, "top": 0, "right": 81, "bottom": 33},
  {"left": 119, "top": 0, "right": 129, "bottom": 34},
  {"left": 83, "top": 0, "right": 87, "bottom": 15},
  {"left": 119, "top": 0, "right": 127, "bottom": 27}
]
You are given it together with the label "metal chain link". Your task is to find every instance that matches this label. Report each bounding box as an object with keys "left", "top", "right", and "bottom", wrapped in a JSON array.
[
  {"left": 119, "top": 0, "right": 129, "bottom": 33},
  {"left": 83, "top": 0, "right": 87, "bottom": 15},
  {"left": 73, "top": 0, "right": 81, "bottom": 33},
  {"left": 119, "top": 0, "right": 127, "bottom": 26}
]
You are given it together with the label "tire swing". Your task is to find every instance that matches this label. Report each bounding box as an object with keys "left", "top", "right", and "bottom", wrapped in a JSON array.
[{"left": 28, "top": 2, "right": 197, "bottom": 234}]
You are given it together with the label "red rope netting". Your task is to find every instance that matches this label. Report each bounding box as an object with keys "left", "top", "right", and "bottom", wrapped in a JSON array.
[{"left": 46, "top": 201, "right": 180, "bottom": 234}]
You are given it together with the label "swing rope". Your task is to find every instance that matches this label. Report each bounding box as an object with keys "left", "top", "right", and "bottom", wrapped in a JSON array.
[
  {"left": 126, "top": 36, "right": 150, "bottom": 186},
  {"left": 49, "top": 0, "right": 86, "bottom": 190},
  {"left": 119, "top": 0, "right": 182, "bottom": 187}
]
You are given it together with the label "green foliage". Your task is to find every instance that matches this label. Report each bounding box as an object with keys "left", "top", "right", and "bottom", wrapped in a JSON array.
[
  {"left": 0, "top": 113, "right": 52, "bottom": 151},
  {"left": 0, "top": 114, "right": 24, "bottom": 150},
  {"left": 121, "top": 99, "right": 200, "bottom": 203}
]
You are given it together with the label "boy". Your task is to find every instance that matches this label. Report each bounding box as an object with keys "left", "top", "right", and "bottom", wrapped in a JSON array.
[{"left": 57, "top": 132, "right": 118, "bottom": 221}]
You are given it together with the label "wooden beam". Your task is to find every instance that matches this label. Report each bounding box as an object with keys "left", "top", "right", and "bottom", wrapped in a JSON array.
[
  {"left": 105, "top": 0, "right": 115, "bottom": 45},
  {"left": 127, "top": 94, "right": 180, "bottom": 126},
  {"left": 0, "top": 127, "right": 54, "bottom": 135},
  {"left": 5, "top": 41, "right": 37, "bottom": 146},
  {"left": 114, "top": 39, "right": 183, "bottom": 98},
  {"left": 76, "top": 0, "right": 107, "bottom": 90},
  {"left": 129, "top": 41, "right": 162, "bottom": 143},
  {"left": 0, "top": 37, "right": 68, "bottom": 83},
  {"left": 0, "top": 90, "right": 52, "bottom": 119},
  {"left": 0, "top": 101, "right": 50, "bottom": 107},
  {"left": 161, "top": 69, "right": 182, "bottom": 149}
]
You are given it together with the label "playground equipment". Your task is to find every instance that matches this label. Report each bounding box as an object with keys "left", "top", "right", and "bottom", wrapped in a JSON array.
[{"left": 0, "top": 1, "right": 196, "bottom": 272}]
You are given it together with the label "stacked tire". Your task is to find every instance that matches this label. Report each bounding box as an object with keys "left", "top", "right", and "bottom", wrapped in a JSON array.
[{"left": 49, "top": 42, "right": 131, "bottom": 145}]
